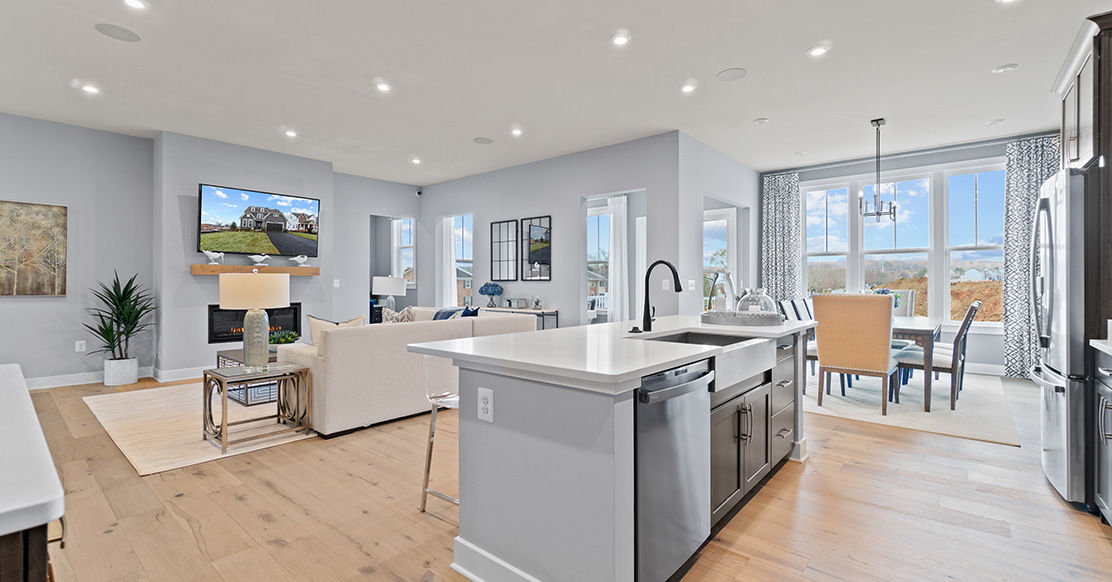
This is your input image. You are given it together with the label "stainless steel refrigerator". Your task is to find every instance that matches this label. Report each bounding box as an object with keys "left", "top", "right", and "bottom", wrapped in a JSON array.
[{"left": 1031, "top": 168, "right": 1091, "bottom": 505}]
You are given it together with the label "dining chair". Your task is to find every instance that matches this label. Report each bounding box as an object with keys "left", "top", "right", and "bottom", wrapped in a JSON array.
[
  {"left": 892, "top": 289, "right": 916, "bottom": 317},
  {"left": 813, "top": 294, "right": 901, "bottom": 415},
  {"left": 419, "top": 356, "right": 461, "bottom": 512},
  {"left": 894, "top": 300, "right": 981, "bottom": 411},
  {"left": 779, "top": 299, "right": 800, "bottom": 320}
]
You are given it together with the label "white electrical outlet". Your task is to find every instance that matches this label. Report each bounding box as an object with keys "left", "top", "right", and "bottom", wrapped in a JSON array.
[
  {"left": 333, "top": 279, "right": 341, "bottom": 288},
  {"left": 687, "top": 279, "right": 696, "bottom": 291},
  {"left": 661, "top": 279, "right": 670, "bottom": 291},
  {"left": 477, "top": 387, "right": 494, "bottom": 423},
  {"left": 74, "top": 340, "right": 86, "bottom": 353}
]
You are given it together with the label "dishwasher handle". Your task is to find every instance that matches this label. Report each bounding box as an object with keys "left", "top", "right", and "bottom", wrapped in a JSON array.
[{"left": 639, "top": 370, "right": 715, "bottom": 404}]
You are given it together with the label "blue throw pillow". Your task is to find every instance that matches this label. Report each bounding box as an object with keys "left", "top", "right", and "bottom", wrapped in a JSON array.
[
  {"left": 461, "top": 306, "right": 480, "bottom": 318},
  {"left": 433, "top": 307, "right": 463, "bottom": 320}
]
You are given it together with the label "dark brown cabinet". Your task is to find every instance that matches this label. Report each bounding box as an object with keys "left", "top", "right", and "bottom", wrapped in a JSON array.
[
  {"left": 710, "top": 398, "right": 743, "bottom": 523},
  {"left": 1095, "top": 349, "right": 1112, "bottom": 524},
  {"left": 741, "top": 383, "right": 771, "bottom": 491}
]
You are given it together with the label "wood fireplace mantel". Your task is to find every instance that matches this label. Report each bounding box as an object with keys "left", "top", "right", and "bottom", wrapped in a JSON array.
[{"left": 190, "top": 264, "right": 319, "bottom": 276}]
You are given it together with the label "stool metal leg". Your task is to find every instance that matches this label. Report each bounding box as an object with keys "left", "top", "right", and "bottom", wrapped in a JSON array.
[{"left": 419, "top": 402, "right": 460, "bottom": 513}]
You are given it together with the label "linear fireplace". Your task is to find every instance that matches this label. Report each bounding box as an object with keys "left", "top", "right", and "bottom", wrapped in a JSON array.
[{"left": 207, "top": 302, "right": 301, "bottom": 344}]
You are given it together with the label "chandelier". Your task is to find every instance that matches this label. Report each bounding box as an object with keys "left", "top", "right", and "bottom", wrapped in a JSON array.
[{"left": 860, "top": 118, "right": 897, "bottom": 222}]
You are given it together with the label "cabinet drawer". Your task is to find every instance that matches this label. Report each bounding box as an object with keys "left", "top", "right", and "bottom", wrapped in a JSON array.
[
  {"left": 771, "top": 404, "right": 795, "bottom": 463},
  {"left": 775, "top": 339, "right": 795, "bottom": 362},
  {"left": 772, "top": 356, "right": 794, "bottom": 384},
  {"left": 771, "top": 376, "right": 794, "bottom": 414}
]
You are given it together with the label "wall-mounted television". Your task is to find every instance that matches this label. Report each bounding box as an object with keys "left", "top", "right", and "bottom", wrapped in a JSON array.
[{"left": 197, "top": 184, "right": 320, "bottom": 257}]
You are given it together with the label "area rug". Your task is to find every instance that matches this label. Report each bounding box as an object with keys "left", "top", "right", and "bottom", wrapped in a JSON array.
[
  {"left": 802, "top": 372, "right": 1022, "bottom": 446},
  {"left": 84, "top": 383, "right": 314, "bottom": 476}
]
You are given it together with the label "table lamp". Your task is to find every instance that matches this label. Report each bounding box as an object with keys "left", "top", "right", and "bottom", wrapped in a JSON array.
[
  {"left": 372, "top": 276, "right": 407, "bottom": 310},
  {"left": 219, "top": 273, "right": 290, "bottom": 367}
]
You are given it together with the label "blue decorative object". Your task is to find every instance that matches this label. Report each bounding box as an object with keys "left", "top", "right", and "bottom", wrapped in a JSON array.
[
  {"left": 872, "top": 288, "right": 899, "bottom": 308},
  {"left": 433, "top": 307, "right": 464, "bottom": 320},
  {"left": 478, "top": 282, "right": 504, "bottom": 307},
  {"left": 461, "top": 306, "right": 480, "bottom": 317}
]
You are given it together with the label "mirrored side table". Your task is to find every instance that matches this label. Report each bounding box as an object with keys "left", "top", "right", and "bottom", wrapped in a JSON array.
[{"left": 202, "top": 364, "right": 311, "bottom": 454}]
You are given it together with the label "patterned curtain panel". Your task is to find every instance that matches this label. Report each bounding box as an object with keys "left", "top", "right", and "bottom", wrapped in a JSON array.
[
  {"left": 1003, "top": 135, "right": 1061, "bottom": 377},
  {"left": 761, "top": 172, "right": 802, "bottom": 301}
]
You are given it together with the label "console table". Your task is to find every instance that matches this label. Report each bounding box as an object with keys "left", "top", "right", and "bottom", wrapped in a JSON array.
[
  {"left": 202, "top": 364, "right": 311, "bottom": 454},
  {"left": 484, "top": 307, "right": 558, "bottom": 329}
]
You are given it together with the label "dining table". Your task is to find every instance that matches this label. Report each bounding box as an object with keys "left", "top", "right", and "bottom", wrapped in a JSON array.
[{"left": 892, "top": 315, "right": 943, "bottom": 412}]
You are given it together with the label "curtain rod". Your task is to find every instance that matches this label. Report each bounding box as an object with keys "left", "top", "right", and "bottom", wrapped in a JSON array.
[{"left": 761, "top": 130, "right": 1056, "bottom": 177}]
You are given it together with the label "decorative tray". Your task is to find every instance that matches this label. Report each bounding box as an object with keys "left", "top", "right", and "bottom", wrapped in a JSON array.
[{"left": 700, "top": 310, "right": 786, "bottom": 327}]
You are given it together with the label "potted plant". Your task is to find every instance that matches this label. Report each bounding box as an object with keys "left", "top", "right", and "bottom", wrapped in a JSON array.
[
  {"left": 269, "top": 330, "right": 300, "bottom": 345},
  {"left": 84, "top": 272, "right": 157, "bottom": 386},
  {"left": 478, "top": 282, "right": 504, "bottom": 308}
]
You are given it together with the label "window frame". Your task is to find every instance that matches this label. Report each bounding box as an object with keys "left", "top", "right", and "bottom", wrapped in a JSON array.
[
  {"left": 453, "top": 214, "right": 474, "bottom": 307},
  {"left": 800, "top": 156, "right": 1006, "bottom": 330},
  {"left": 586, "top": 205, "right": 611, "bottom": 313},
  {"left": 703, "top": 207, "right": 738, "bottom": 309},
  {"left": 802, "top": 186, "right": 850, "bottom": 295},
  {"left": 942, "top": 165, "right": 1006, "bottom": 327},
  {"left": 392, "top": 217, "right": 416, "bottom": 289}
]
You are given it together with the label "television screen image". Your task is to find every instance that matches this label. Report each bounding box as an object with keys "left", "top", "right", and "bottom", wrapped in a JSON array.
[{"left": 198, "top": 184, "right": 320, "bottom": 257}]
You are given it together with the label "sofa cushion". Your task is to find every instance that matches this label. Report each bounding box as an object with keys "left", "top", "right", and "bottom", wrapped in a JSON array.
[
  {"left": 382, "top": 306, "right": 416, "bottom": 323},
  {"left": 307, "top": 314, "right": 364, "bottom": 344}
]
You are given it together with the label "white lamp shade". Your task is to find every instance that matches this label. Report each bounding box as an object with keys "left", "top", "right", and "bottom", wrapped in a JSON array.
[
  {"left": 372, "top": 276, "right": 408, "bottom": 296},
  {"left": 219, "top": 273, "right": 290, "bottom": 310}
]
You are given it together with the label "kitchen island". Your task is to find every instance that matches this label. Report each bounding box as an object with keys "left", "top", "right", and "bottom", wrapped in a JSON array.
[{"left": 408, "top": 315, "right": 815, "bottom": 582}]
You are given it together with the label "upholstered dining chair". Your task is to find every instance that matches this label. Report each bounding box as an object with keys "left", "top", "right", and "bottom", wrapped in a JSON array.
[
  {"left": 813, "top": 294, "right": 902, "bottom": 415},
  {"left": 892, "top": 289, "right": 916, "bottom": 317},
  {"left": 419, "top": 356, "right": 460, "bottom": 512},
  {"left": 779, "top": 299, "right": 801, "bottom": 320},
  {"left": 894, "top": 300, "right": 981, "bottom": 411}
]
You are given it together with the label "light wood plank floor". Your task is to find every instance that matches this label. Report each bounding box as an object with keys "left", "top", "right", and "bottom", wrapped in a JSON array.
[{"left": 34, "top": 377, "right": 1112, "bottom": 581}]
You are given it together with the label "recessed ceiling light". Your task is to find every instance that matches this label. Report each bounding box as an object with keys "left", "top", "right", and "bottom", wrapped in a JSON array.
[
  {"left": 411, "top": 157, "right": 422, "bottom": 165},
  {"left": 680, "top": 79, "right": 698, "bottom": 94},
  {"left": 80, "top": 84, "right": 100, "bottom": 95},
  {"left": 991, "top": 63, "right": 1018, "bottom": 74},
  {"left": 995, "top": 0, "right": 1018, "bottom": 4},
  {"left": 94, "top": 23, "right": 141, "bottom": 42},
  {"left": 985, "top": 118, "right": 1005, "bottom": 126},
  {"left": 284, "top": 129, "right": 298, "bottom": 138},
  {"left": 610, "top": 28, "right": 631, "bottom": 46},
  {"left": 473, "top": 137, "right": 493, "bottom": 145},
  {"left": 752, "top": 117, "right": 769, "bottom": 125},
  {"left": 806, "top": 43, "right": 832, "bottom": 57},
  {"left": 795, "top": 151, "right": 806, "bottom": 156},
  {"left": 124, "top": 0, "right": 148, "bottom": 9},
  {"left": 510, "top": 126, "right": 523, "bottom": 137},
  {"left": 716, "top": 67, "right": 748, "bottom": 82},
  {"left": 374, "top": 78, "right": 391, "bottom": 93}
]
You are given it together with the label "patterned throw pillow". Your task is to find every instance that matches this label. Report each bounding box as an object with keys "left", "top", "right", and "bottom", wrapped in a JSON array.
[
  {"left": 306, "top": 314, "right": 365, "bottom": 344},
  {"left": 461, "top": 306, "right": 480, "bottom": 317},
  {"left": 382, "top": 306, "right": 416, "bottom": 324}
]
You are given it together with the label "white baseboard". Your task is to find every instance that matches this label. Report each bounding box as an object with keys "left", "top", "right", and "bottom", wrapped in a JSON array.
[
  {"left": 153, "top": 366, "right": 206, "bottom": 383},
  {"left": 452, "top": 536, "right": 543, "bottom": 582},
  {"left": 965, "top": 363, "right": 1005, "bottom": 376},
  {"left": 25, "top": 366, "right": 154, "bottom": 390}
]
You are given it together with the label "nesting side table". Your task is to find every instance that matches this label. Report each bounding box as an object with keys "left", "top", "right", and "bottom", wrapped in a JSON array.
[{"left": 202, "top": 364, "right": 311, "bottom": 453}]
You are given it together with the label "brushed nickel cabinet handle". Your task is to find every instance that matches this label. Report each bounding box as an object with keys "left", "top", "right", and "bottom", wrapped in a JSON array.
[{"left": 776, "top": 427, "right": 792, "bottom": 439}]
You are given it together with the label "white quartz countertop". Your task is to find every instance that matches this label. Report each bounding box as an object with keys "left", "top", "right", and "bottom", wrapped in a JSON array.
[
  {"left": 0, "top": 364, "right": 65, "bottom": 536},
  {"left": 408, "top": 315, "right": 815, "bottom": 394},
  {"left": 1091, "top": 339, "right": 1112, "bottom": 358}
]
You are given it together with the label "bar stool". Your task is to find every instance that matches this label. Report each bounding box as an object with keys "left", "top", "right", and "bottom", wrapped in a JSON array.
[{"left": 419, "top": 357, "right": 460, "bottom": 512}]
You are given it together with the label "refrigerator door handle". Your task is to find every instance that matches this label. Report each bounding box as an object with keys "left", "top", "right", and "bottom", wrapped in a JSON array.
[{"left": 1030, "top": 197, "right": 1054, "bottom": 350}]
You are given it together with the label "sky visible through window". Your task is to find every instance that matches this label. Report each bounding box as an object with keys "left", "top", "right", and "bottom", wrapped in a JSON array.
[{"left": 862, "top": 178, "right": 930, "bottom": 250}]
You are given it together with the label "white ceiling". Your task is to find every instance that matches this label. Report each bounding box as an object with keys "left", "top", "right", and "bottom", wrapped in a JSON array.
[{"left": 1, "top": 0, "right": 1109, "bottom": 185}]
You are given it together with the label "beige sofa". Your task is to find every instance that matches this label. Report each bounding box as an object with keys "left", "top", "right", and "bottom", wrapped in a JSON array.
[{"left": 277, "top": 307, "right": 535, "bottom": 436}]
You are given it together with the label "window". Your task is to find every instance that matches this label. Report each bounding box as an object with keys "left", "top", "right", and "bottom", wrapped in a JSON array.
[
  {"left": 453, "top": 214, "right": 473, "bottom": 306},
  {"left": 862, "top": 178, "right": 930, "bottom": 316},
  {"left": 801, "top": 161, "right": 1005, "bottom": 324},
  {"left": 586, "top": 208, "right": 610, "bottom": 312},
  {"left": 947, "top": 170, "right": 1005, "bottom": 322},
  {"left": 703, "top": 208, "right": 737, "bottom": 309},
  {"left": 392, "top": 217, "right": 416, "bottom": 287},
  {"left": 804, "top": 188, "right": 848, "bottom": 294}
]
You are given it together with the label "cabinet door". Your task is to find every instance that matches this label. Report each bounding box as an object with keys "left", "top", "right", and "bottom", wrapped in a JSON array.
[
  {"left": 1097, "top": 382, "right": 1112, "bottom": 523},
  {"left": 710, "top": 399, "right": 743, "bottom": 521},
  {"left": 1063, "top": 81, "right": 1079, "bottom": 166},
  {"left": 1076, "top": 53, "right": 1094, "bottom": 167},
  {"left": 742, "top": 384, "right": 771, "bottom": 492}
]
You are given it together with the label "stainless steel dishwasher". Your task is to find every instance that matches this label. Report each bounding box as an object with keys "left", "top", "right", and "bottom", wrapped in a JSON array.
[{"left": 636, "top": 359, "right": 713, "bottom": 581}]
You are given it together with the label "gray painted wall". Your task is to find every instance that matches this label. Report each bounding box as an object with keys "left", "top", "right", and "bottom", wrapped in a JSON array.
[
  {"left": 417, "top": 133, "right": 683, "bottom": 323},
  {"left": 0, "top": 113, "right": 154, "bottom": 385},
  {"left": 153, "top": 132, "right": 337, "bottom": 378}
]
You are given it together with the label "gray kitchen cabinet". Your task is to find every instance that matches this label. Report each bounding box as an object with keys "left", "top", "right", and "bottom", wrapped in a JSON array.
[
  {"left": 741, "top": 383, "right": 771, "bottom": 491},
  {"left": 1095, "top": 348, "right": 1112, "bottom": 524},
  {"left": 710, "top": 397, "right": 743, "bottom": 524}
]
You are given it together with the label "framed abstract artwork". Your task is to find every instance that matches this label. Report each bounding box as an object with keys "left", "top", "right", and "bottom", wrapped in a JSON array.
[{"left": 0, "top": 200, "right": 67, "bottom": 296}]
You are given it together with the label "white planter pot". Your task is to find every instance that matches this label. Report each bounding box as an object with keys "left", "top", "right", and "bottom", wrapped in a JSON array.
[{"left": 104, "top": 358, "right": 139, "bottom": 386}]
